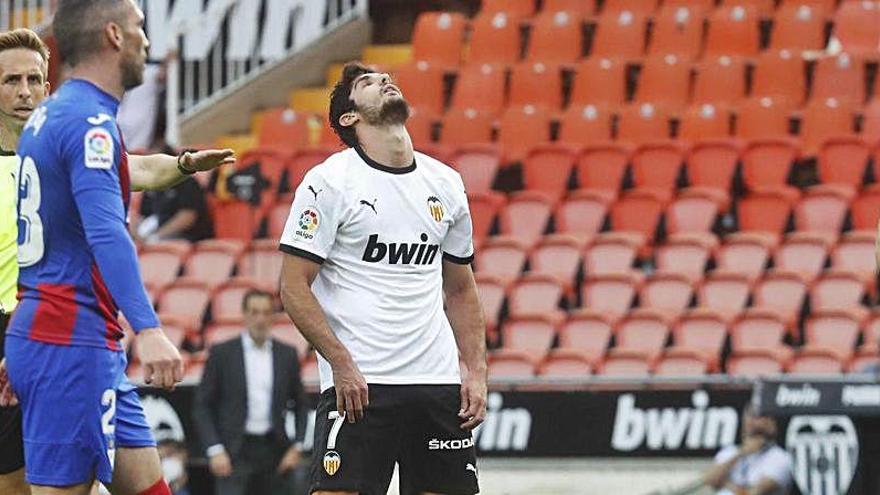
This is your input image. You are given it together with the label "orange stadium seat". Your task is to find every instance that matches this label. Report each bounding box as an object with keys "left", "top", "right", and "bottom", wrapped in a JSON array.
[
  {"left": 267, "top": 203, "right": 290, "bottom": 240},
  {"left": 526, "top": 10, "right": 584, "bottom": 64},
  {"left": 693, "top": 56, "right": 748, "bottom": 106},
  {"left": 476, "top": 237, "right": 529, "bottom": 281},
  {"left": 450, "top": 63, "right": 507, "bottom": 116},
  {"left": 555, "top": 189, "right": 611, "bottom": 241},
  {"left": 256, "top": 108, "right": 311, "bottom": 152},
  {"left": 488, "top": 350, "right": 537, "bottom": 380},
  {"left": 716, "top": 233, "right": 773, "bottom": 281},
  {"left": 721, "top": 0, "right": 774, "bottom": 15},
  {"left": 608, "top": 189, "right": 665, "bottom": 246},
  {"left": 617, "top": 103, "right": 671, "bottom": 143},
  {"left": 558, "top": 104, "right": 614, "bottom": 146},
  {"left": 639, "top": 272, "right": 694, "bottom": 316},
  {"left": 654, "top": 348, "right": 709, "bottom": 377},
  {"left": 529, "top": 235, "right": 584, "bottom": 285},
  {"left": 581, "top": 272, "right": 640, "bottom": 321},
  {"left": 574, "top": 144, "right": 631, "bottom": 198},
  {"left": 817, "top": 137, "right": 871, "bottom": 189},
  {"left": 852, "top": 185, "right": 880, "bottom": 232},
  {"left": 538, "top": 350, "right": 593, "bottom": 377},
  {"left": 394, "top": 63, "right": 446, "bottom": 114},
  {"left": 157, "top": 280, "right": 212, "bottom": 328},
  {"left": 631, "top": 142, "right": 685, "bottom": 194},
  {"left": 496, "top": 104, "right": 553, "bottom": 162},
  {"left": 468, "top": 12, "right": 522, "bottom": 65},
  {"left": 789, "top": 348, "right": 845, "bottom": 375},
  {"left": 686, "top": 141, "right": 740, "bottom": 192},
  {"left": 665, "top": 0, "right": 715, "bottom": 8},
  {"left": 583, "top": 234, "right": 641, "bottom": 276},
  {"left": 204, "top": 322, "right": 243, "bottom": 348},
  {"left": 735, "top": 98, "right": 794, "bottom": 140},
  {"left": 570, "top": 58, "right": 627, "bottom": 106},
  {"left": 286, "top": 147, "right": 335, "bottom": 190},
  {"left": 655, "top": 235, "right": 713, "bottom": 282},
  {"left": 481, "top": 0, "right": 535, "bottom": 19},
  {"left": 211, "top": 278, "right": 269, "bottom": 322},
  {"left": 449, "top": 144, "right": 502, "bottom": 194},
  {"left": 440, "top": 108, "right": 494, "bottom": 147},
  {"left": 138, "top": 245, "right": 186, "bottom": 290},
  {"left": 634, "top": 54, "right": 692, "bottom": 109},
  {"left": 238, "top": 240, "right": 283, "bottom": 286},
  {"left": 863, "top": 100, "right": 880, "bottom": 143},
  {"left": 665, "top": 189, "right": 721, "bottom": 236},
  {"left": 509, "top": 62, "right": 563, "bottom": 109},
  {"left": 679, "top": 104, "right": 733, "bottom": 142},
  {"left": 469, "top": 191, "right": 506, "bottom": 245},
  {"left": 794, "top": 185, "right": 853, "bottom": 235},
  {"left": 833, "top": 0, "right": 880, "bottom": 59},
  {"left": 558, "top": 310, "right": 614, "bottom": 363},
  {"left": 508, "top": 274, "right": 565, "bottom": 319},
  {"left": 590, "top": 9, "right": 648, "bottom": 60},
  {"left": 780, "top": 0, "right": 836, "bottom": 9},
  {"left": 770, "top": 4, "right": 829, "bottom": 53},
  {"left": 753, "top": 270, "right": 808, "bottom": 327},
  {"left": 498, "top": 191, "right": 556, "bottom": 246},
  {"left": 522, "top": 144, "right": 577, "bottom": 195},
  {"left": 811, "top": 54, "right": 867, "bottom": 106},
  {"left": 697, "top": 271, "right": 752, "bottom": 323},
  {"left": 831, "top": 232, "right": 877, "bottom": 284},
  {"left": 236, "top": 149, "right": 288, "bottom": 198},
  {"left": 615, "top": 309, "right": 671, "bottom": 360},
  {"left": 598, "top": 349, "right": 654, "bottom": 377},
  {"left": 475, "top": 273, "right": 507, "bottom": 337},
  {"left": 405, "top": 107, "right": 437, "bottom": 147},
  {"left": 736, "top": 189, "right": 795, "bottom": 238},
  {"left": 212, "top": 201, "right": 256, "bottom": 241},
  {"left": 727, "top": 349, "right": 786, "bottom": 377},
  {"left": 500, "top": 315, "right": 559, "bottom": 360},
  {"left": 773, "top": 232, "right": 831, "bottom": 282},
  {"left": 731, "top": 309, "right": 788, "bottom": 355},
  {"left": 672, "top": 309, "right": 728, "bottom": 369},
  {"left": 800, "top": 98, "right": 857, "bottom": 156},
  {"left": 741, "top": 139, "right": 800, "bottom": 191},
  {"left": 705, "top": 5, "right": 761, "bottom": 57},
  {"left": 411, "top": 12, "right": 468, "bottom": 68},
  {"left": 544, "top": 0, "right": 596, "bottom": 16},
  {"left": 751, "top": 50, "right": 807, "bottom": 106},
  {"left": 602, "top": 0, "right": 658, "bottom": 15},
  {"left": 810, "top": 270, "right": 867, "bottom": 312},
  {"left": 648, "top": 4, "right": 706, "bottom": 61}
]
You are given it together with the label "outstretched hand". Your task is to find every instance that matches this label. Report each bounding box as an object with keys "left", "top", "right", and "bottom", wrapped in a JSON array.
[{"left": 181, "top": 148, "right": 236, "bottom": 173}]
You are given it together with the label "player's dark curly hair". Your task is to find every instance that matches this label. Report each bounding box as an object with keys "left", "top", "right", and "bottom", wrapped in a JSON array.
[
  {"left": 328, "top": 62, "right": 372, "bottom": 148},
  {"left": 53, "top": 0, "right": 129, "bottom": 67}
]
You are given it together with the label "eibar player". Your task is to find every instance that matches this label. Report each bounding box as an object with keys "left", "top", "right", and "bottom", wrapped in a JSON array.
[
  {"left": 2, "top": 3, "right": 232, "bottom": 494},
  {"left": 279, "top": 62, "right": 488, "bottom": 495}
]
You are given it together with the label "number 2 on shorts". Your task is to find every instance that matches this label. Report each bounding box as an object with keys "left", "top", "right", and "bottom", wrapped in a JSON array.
[{"left": 327, "top": 411, "right": 346, "bottom": 449}]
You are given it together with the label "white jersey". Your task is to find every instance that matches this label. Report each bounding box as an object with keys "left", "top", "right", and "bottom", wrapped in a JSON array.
[
  {"left": 714, "top": 444, "right": 793, "bottom": 495},
  {"left": 280, "top": 146, "right": 474, "bottom": 392}
]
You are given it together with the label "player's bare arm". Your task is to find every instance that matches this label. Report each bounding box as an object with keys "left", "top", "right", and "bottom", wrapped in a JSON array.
[
  {"left": 442, "top": 260, "right": 488, "bottom": 430},
  {"left": 128, "top": 148, "right": 234, "bottom": 191},
  {"left": 279, "top": 254, "right": 369, "bottom": 423}
]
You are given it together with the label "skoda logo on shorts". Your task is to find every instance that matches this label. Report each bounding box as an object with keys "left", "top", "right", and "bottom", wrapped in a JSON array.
[{"left": 323, "top": 450, "right": 341, "bottom": 476}]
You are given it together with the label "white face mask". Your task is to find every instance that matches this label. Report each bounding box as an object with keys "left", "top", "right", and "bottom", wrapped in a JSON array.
[{"left": 162, "top": 457, "right": 185, "bottom": 484}]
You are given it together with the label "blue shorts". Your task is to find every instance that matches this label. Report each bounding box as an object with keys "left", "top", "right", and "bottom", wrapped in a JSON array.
[{"left": 4, "top": 336, "right": 156, "bottom": 486}]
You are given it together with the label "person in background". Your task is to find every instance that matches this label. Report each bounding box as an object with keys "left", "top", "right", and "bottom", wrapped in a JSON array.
[
  {"left": 703, "top": 405, "right": 793, "bottom": 495},
  {"left": 133, "top": 161, "right": 214, "bottom": 243},
  {"left": 157, "top": 440, "right": 190, "bottom": 495},
  {"left": 193, "top": 289, "right": 307, "bottom": 495}
]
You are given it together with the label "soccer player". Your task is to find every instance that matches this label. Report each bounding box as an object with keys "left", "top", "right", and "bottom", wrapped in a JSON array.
[
  {"left": 279, "top": 62, "right": 488, "bottom": 495},
  {"left": 2, "top": 2, "right": 231, "bottom": 494}
]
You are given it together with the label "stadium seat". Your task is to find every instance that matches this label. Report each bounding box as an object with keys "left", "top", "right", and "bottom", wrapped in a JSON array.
[
  {"left": 655, "top": 235, "right": 714, "bottom": 283},
  {"left": 705, "top": 5, "right": 761, "bottom": 57},
  {"left": 753, "top": 270, "right": 809, "bottom": 328},
  {"left": 773, "top": 232, "right": 831, "bottom": 282},
  {"left": 832, "top": 0, "right": 880, "bottom": 59},
  {"left": 510, "top": 62, "right": 563, "bottom": 109},
  {"left": 736, "top": 188, "right": 796, "bottom": 239},
  {"left": 864, "top": 315, "right": 880, "bottom": 347},
  {"left": 770, "top": 4, "right": 828, "bottom": 53},
  {"left": 634, "top": 55, "right": 692, "bottom": 109},
  {"left": 574, "top": 144, "right": 631, "bottom": 198},
  {"left": 581, "top": 272, "right": 640, "bottom": 321},
  {"left": 558, "top": 104, "right": 614, "bottom": 146},
  {"left": 157, "top": 280, "right": 213, "bottom": 329},
  {"left": 440, "top": 108, "right": 494, "bottom": 147},
  {"left": 500, "top": 315, "right": 560, "bottom": 360},
  {"left": 730, "top": 308, "right": 788, "bottom": 355},
  {"left": 788, "top": 348, "right": 845, "bottom": 375},
  {"left": 831, "top": 231, "right": 877, "bottom": 286},
  {"left": 805, "top": 309, "right": 864, "bottom": 359},
  {"left": 716, "top": 233, "right": 773, "bottom": 281},
  {"left": 183, "top": 355, "right": 206, "bottom": 382},
  {"left": 256, "top": 108, "right": 311, "bottom": 152},
  {"left": 848, "top": 345, "right": 879, "bottom": 373},
  {"left": 469, "top": 191, "right": 506, "bottom": 245},
  {"left": 481, "top": 0, "right": 535, "bottom": 19},
  {"left": 270, "top": 321, "right": 310, "bottom": 357},
  {"left": 851, "top": 185, "right": 880, "bottom": 233},
  {"left": 558, "top": 310, "right": 614, "bottom": 363},
  {"left": 863, "top": 100, "right": 880, "bottom": 143},
  {"left": 499, "top": 191, "right": 556, "bottom": 247},
  {"left": 211, "top": 278, "right": 270, "bottom": 322},
  {"left": 286, "top": 147, "right": 335, "bottom": 190},
  {"left": 468, "top": 12, "right": 522, "bottom": 65},
  {"left": 195, "top": 238, "right": 247, "bottom": 256},
  {"left": 475, "top": 273, "right": 508, "bottom": 338},
  {"left": 794, "top": 185, "right": 853, "bottom": 235},
  {"left": 449, "top": 144, "right": 502, "bottom": 194},
  {"left": 590, "top": 9, "right": 648, "bottom": 60},
  {"left": 727, "top": 349, "right": 786, "bottom": 377},
  {"left": 476, "top": 237, "right": 529, "bottom": 281},
  {"left": 693, "top": 56, "right": 748, "bottom": 106},
  {"left": 529, "top": 235, "right": 584, "bottom": 286},
  {"left": 617, "top": 103, "right": 671, "bottom": 143},
  {"left": 721, "top": 0, "right": 773, "bottom": 15},
  {"left": 811, "top": 53, "right": 866, "bottom": 106},
  {"left": 525, "top": 11, "right": 584, "bottom": 64},
  {"left": 779, "top": 0, "right": 835, "bottom": 9},
  {"left": 665, "top": 189, "right": 720, "bottom": 237},
  {"left": 212, "top": 201, "right": 256, "bottom": 241},
  {"left": 583, "top": 233, "right": 642, "bottom": 277},
  {"left": 603, "top": 0, "right": 658, "bottom": 14},
  {"left": 800, "top": 98, "right": 857, "bottom": 156},
  {"left": 183, "top": 247, "right": 240, "bottom": 288},
  {"left": 615, "top": 309, "right": 671, "bottom": 358},
  {"left": 751, "top": 50, "right": 806, "bottom": 106},
  {"left": 810, "top": 270, "right": 867, "bottom": 312},
  {"left": 538, "top": 350, "right": 593, "bottom": 378},
  {"left": 496, "top": 104, "right": 553, "bottom": 162},
  {"left": 672, "top": 309, "right": 728, "bottom": 369},
  {"left": 736, "top": 97, "right": 794, "bottom": 140},
  {"left": 686, "top": 141, "right": 740, "bottom": 192},
  {"left": 543, "top": 0, "right": 596, "bottom": 16},
  {"left": 647, "top": 4, "right": 706, "bottom": 61},
  {"left": 608, "top": 189, "right": 665, "bottom": 247},
  {"left": 267, "top": 203, "right": 291, "bottom": 240},
  {"left": 631, "top": 142, "right": 684, "bottom": 195},
  {"left": 678, "top": 104, "right": 733, "bottom": 142},
  {"left": 138, "top": 244, "right": 187, "bottom": 290},
  {"left": 654, "top": 348, "right": 709, "bottom": 377},
  {"left": 411, "top": 12, "right": 468, "bottom": 68},
  {"left": 569, "top": 58, "right": 627, "bottom": 106},
  {"left": 664, "top": 0, "right": 714, "bottom": 8},
  {"left": 405, "top": 107, "right": 438, "bottom": 147},
  {"left": 697, "top": 271, "right": 752, "bottom": 323},
  {"left": 235, "top": 149, "right": 289, "bottom": 200},
  {"left": 598, "top": 348, "right": 654, "bottom": 377},
  {"left": 238, "top": 240, "right": 283, "bottom": 286},
  {"left": 740, "top": 139, "right": 800, "bottom": 191},
  {"left": 507, "top": 274, "right": 566, "bottom": 319},
  {"left": 394, "top": 63, "right": 446, "bottom": 114},
  {"left": 488, "top": 350, "right": 537, "bottom": 381},
  {"left": 639, "top": 272, "right": 694, "bottom": 316},
  {"left": 450, "top": 63, "right": 507, "bottom": 116},
  {"left": 817, "top": 137, "right": 871, "bottom": 190},
  {"left": 555, "top": 189, "right": 610, "bottom": 242}
]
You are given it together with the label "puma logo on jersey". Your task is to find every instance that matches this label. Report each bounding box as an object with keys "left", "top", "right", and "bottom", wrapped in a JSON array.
[
  {"left": 359, "top": 198, "right": 377, "bottom": 214},
  {"left": 308, "top": 185, "right": 322, "bottom": 200},
  {"left": 362, "top": 233, "right": 439, "bottom": 265}
]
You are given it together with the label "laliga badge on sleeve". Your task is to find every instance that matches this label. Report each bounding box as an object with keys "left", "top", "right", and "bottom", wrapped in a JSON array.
[{"left": 84, "top": 127, "right": 114, "bottom": 169}]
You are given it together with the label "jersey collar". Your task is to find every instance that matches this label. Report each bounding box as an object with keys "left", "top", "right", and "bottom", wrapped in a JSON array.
[
  {"left": 354, "top": 145, "right": 416, "bottom": 175},
  {"left": 65, "top": 78, "right": 121, "bottom": 113}
]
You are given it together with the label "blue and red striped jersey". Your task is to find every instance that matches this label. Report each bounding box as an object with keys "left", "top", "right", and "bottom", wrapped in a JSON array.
[{"left": 9, "top": 79, "right": 159, "bottom": 350}]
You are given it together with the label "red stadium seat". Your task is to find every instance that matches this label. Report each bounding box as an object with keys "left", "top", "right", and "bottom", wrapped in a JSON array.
[
  {"left": 634, "top": 54, "right": 692, "bottom": 109},
  {"left": 488, "top": 350, "right": 537, "bottom": 381},
  {"left": 817, "top": 137, "right": 871, "bottom": 190},
  {"left": 555, "top": 189, "right": 610, "bottom": 242},
  {"left": 583, "top": 234, "right": 641, "bottom": 276},
  {"left": 788, "top": 348, "right": 845, "bottom": 375},
  {"left": 529, "top": 235, "right": 584, "bottom": 286},
  {"left": 811, "top": 53, "right": 867, "bottom": 106},
  {"left": 497, "top": 104, "right": 553, "bottom": 162},
  {"left": 794, "top": 185, "right": 853, "bottom": 235},
  {"left": 648, "top": 4, "right": 706, "bottom": 61},
  {"left": 716, "top": 233, "right": 773, "bottom": 281},
  {"left": 475, "top": 273, "right": 508, "bottom": 338},
  {"left": 736, "top": 97, "right": 794, "bottom": 141},
  {"left": 525, "top": 11, "right": 584, "bottom": 65},
  {"left": 211, "top": 278, "right": 270, "bottom": 322},
  {"left": 665, "top": 189, "right": 720, "bottom": 236},
  {"left": 753, "top": 270, "right": 809, "bottom": 328},
  {"left": 558, "top": 104, "right": 614, "bottom": 146},
  {"left": 779, "top": 0, "right": 835, "bottom": 9},
  {"left": 848, "top": 346, "right": 879, "bottom": 373},
  {"left": 727, "top": 349, "right": 786, "bottom": 377},
  {"left": 731, "top": 309, "right": 788, "bottom": 354},
  {"left": 773, "top": 232, "right": 831, "bottom": 282},
  {"left": 705, "top": 5, "right": 761, "bottom": 57},
  {"left": 500, "top": 315, "right": 560, "bottom": 360},
  {"left": 157, "top": 280, "right": 212, "bottom": 329},
  {"left": 686, "top": 141, "right": 740, "bottom": 192},
  {"left": 603, "top": 0, "right": 658, "bottom": 14},
  {"left": 591, "top": 9, "right": 648, "bottom": 60},
  {"left": 450, "top": 64, "right": 507, "bottom": 116},
  {"left": 615, "top": 309, "right": 671, "bottom": 360},
  {"left": 617, "top": 103, "right": 671, "bottom": 143},
  {"left": 800, "top": 98, "right": 857, "bottom": 156},
  {"left": 805, "top": 309, "right": 864, "bottom": 359},
  {"left": 665, "top": 0, "right": 714, "bottom": 8},
  {"left": 440, "top": 108, "right": 494, "bottom": 147},
  {"left": 631, "top": 141, "right": 685, "bottom": 194},
  {"left": 693, "top": 56, "right": 747, "bottom": 106},
  {"left": 721, "top": 0, "right": 773, "bottom": 15},
  {"left": 737, "top": 188, "right": 796, "bottom": 238},
  {"left": 558, "top": 310, "right": 614, "bottom": 363},
  {"left": 741, "top": 139, "right": 800, "bottom": 191},
  {"left": 863, "top": 100, "right": 880, "bottom": 144},
  {"left": 538, "top": 350, "right": 593, "bottom": 377},
  {"left": 508, "top": 274, "right": 565, "bottom": 319},
  {"left": 639, "top": 272, "right": 694, "bottom": 316},
  {"left": 138, "top": 245, "right": 187, "bottom": 290},
  {"left": 203, "top": 322, "right": 243, "bottom": 348},
  {"left": 864, "top": 315, "right": 880, "bottom": 347},
  {"left": 574, "top": 144, "right": 631, "bottom": 198},
  {"left": 810, "top": 270, "right": 867, "bottom": 312},
  {"left": 697, "top": 271, "right": 752, "bottom": 323},
  {"left": 522, "top": 144, "right": 576, "bottom": 196},
  {"left": 509, "top": 62, "right": 563, "bottom": 109},
  {"left": 672, "top": 309, "right": 728, "bottom": 369},
  {"left": 544, "top": 0, "right": 595, "bottom": 15},
  {"left": 598, "top": 348, "right": 654, "bottom": 377},
  {"left": 770, "top": 4, "right": 828, "bottom": 53},
  {"left": 570, "top": 58, "right": 627, "bottom": 106},
  {"left": 498, "top": 191, "right": 556, "bottom": 247},
  {"left": 212, "top": 201, "right": 256, "bottom": 241},
  {"left": 831, "top": 231, "right": 877, "bottom": 286},
  {"left": 394, "top": 63, "right": 446, "bottom": 114},
  {"left": 412, "top": 12, "right": 468, "bottom": 68},
  {"left": 581, "top": 272, "right": 640, "bottom": 321},
  {"left": 257, "top": 108, "right": 311, "bottom": 152},
  {"left": 655, "top": 235, "right": 713, "bottom": 283},
  {"left": 833, "top": 0, "right": 880, "bottom": 59},
  {"left": 468, "top": 12, "right": 521, "bottom": 65},
  {"left": 679, "top": 104, "right": 733, "bottom": 142},
  {"left": 270, "top": 321, "right": 310, "bottom": 357},
  {"left": 449, "top": 144, "right": 502, "bottom": 194},
  {"left": 851, "top": 185, "right": 880, "bottom": 233},
  {"left": 481, "top": 0, "right": 535, "bottom": 19},
  {"left": 608, "top": 189, "right": 665, "bottom": 246},
  {"left": 751, "top": 50, "right": 807, "bottom": 106},
  {"left": 469, "top": 191, "right": 506, "bottom": 245},
  {"left": 476, "top": 237, "right": 529, "bottom": 281},
  {"left": 183, "top": 248, "right": 239, "bottom": 288},
  {"left": 267, "top": 203, "right": 290, "bottom": 240},
  {"left": 654, "top": 348, "right": 709, "bottom": 377}
]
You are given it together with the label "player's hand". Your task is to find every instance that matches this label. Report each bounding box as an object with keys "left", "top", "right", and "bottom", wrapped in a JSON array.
[
  {"left": 181, "top": 148, "right": 235, "bottom": 173},
  {"left": 0, "top": 358, "right": 18, "bottom": 407},
  {"left": 137, "top": 327, "right": 184, "bottom": 390},
  {"left": 209, "top": 451, "right": 233, "bottom": 478},
  {"left": 459, "top": 369, "right": 488, "bottom": 430},
  {"left": 276, "top": 445, "right": 302, "bottom": 474},
  {"left": 331, "top": 358, "right": 369, "bottom": 423}
]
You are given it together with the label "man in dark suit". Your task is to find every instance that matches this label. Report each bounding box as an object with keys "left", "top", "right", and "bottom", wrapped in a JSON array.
[{"left": 193, "top": 289, "right": 307, "bottom": 495}]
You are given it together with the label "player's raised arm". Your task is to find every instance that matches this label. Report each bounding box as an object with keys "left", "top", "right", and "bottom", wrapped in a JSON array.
[{"left": 128, "top": 148, "right": 235, "bottom": 191}]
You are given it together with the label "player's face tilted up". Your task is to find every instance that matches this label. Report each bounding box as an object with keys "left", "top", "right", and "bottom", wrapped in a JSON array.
[{"left": 280, "top": 62, "right": 489, "bottom": 495}]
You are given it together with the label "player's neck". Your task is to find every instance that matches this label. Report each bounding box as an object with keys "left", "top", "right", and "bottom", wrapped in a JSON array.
[
  {"left": 0, "top": 118, "right": 21, "bottom": 152},
  {"left": 357, "top": 123, "right": 413, "bottom": 168},
  {"left": 67, "top": 62, "right": 125, "bottom": 101}
]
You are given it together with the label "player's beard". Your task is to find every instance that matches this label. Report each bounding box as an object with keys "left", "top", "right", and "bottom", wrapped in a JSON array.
[
  {"left": 120, "top": 52, "right": 145, "bottom": 91},
  {"left": 359, "top": 97, "right": 410, "bottom": 127}
]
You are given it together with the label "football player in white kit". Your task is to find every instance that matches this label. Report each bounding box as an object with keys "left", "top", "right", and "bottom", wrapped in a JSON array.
[{"left": 279, "top": 62, "right": 487, "bottom": 495}]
